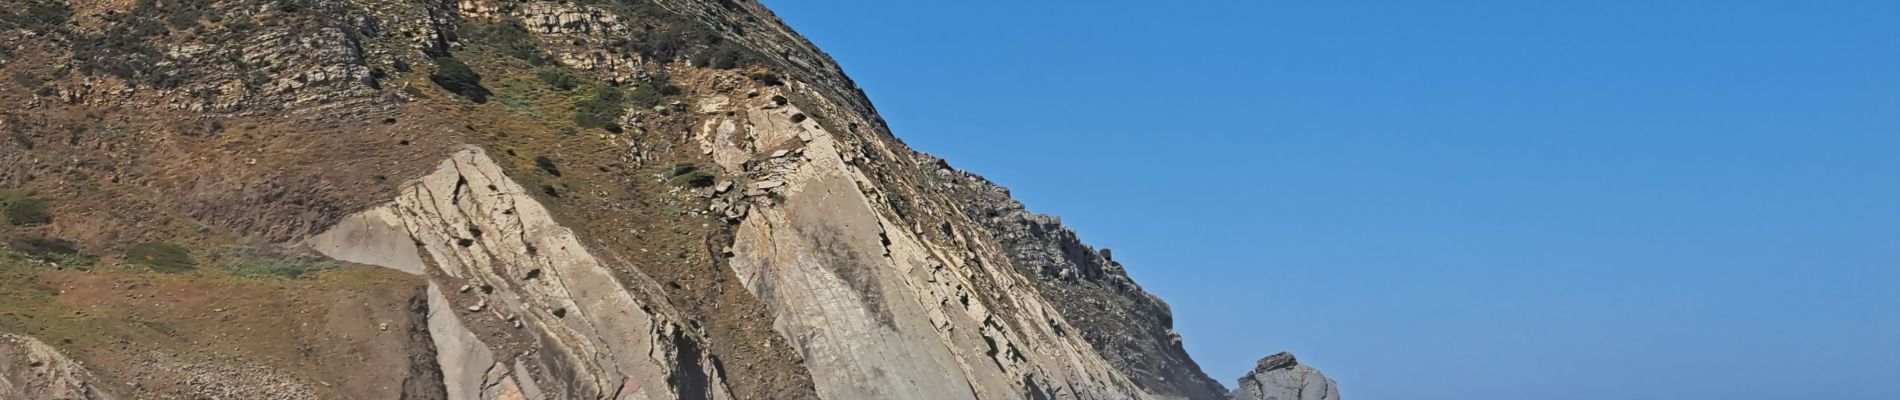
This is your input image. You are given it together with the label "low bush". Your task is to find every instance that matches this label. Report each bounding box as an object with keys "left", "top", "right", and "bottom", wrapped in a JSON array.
[
  {"left": 124, "top": 242, "right": 194, "bottom": 273},
  {"left": 534, "top": 155, "right": 563, "bottom": 177},
  {"left": 749, "top": 72, "right": 783, "bottom": 86},
  {"left": 227, "top": 257, "right": 336, "bottom": 279},
  {"left": 10, "top": 71, "right": 44, "bottom": 89},
  {"left": 573, "top": 86, "right": 626, "bottom": 130},
  {"left": 1, "top": 0, "right": 72, "bottom": 30},
  {"left": 429, "top": 57, "right": 490, "bottom": 103},
  {"left": 536, "top": 69, "right": 579, "bottom": 91},
  {"left": 626, "top": 82, "right": 678, "bottom": 109},
  {"left": 461, "top": 20, "right": 553, "bottom": 66},
  {"left": 6, "top": 236, "right": 94, "bottom": 266},
  {"left": 668, "top": 163, "right": 716, "bottom": 188},
  {"left": 0, "top": 191, "right": 51, "bottom": 226}
]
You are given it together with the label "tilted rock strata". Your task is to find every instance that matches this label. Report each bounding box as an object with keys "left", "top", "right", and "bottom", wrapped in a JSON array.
[{"left": 311, "top": 147, "right": 730, "bottom": 400}]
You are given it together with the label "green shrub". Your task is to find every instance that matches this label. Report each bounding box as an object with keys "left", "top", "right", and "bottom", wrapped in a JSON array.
[
  {"left": 534, "top": 155, "right": 563, "bottom": 177},
  {"left": 597, "top": 1, "right": 773, "bottom": 70},
  {"left": 2, "top": 0, "right": 72, "bottom": 30},
  {"left": 691, "top": 40, "right": 764, "bottom": 69},
  {"left": 124, "top": 242, "right": 194, "bottom": 273},
  {"left": 668, "top": 163, "right": 716, "bottom": 188},
  {"left": 749, "top": 72, "right": 783, "bottom": 86},
  {"left": 0, "top": 192, "right": 51, "bottom": 226},
  {"left": 10, "top": 71, "right": 44, "bottom": 89},
  {"left": 536, "top": 69, "right": 579, "bottom": 91},
  {"left": 6, "top": 236, "right": 94, "bottom": 266},
  {"left": 626, "top": 83, "right": 672, "bottom": 109},
  {"left": 429, "top": 57, "right": 490, "bottom": 103},
  {"left": 573, "top": 87, "right": 626, "bottom": 130},
  {"left": 227, "top": 257, "right": 337, "bottom": 279}
]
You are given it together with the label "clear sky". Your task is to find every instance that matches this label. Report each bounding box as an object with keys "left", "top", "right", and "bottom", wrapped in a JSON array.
[{"left": 759, "top": 1, "right": 1900, "bottom": 398}]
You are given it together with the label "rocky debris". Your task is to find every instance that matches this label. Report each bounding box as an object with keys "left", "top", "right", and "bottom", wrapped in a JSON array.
[
  {"left": 0, "top": 334, "right": 117, "bottom": 400},
  {"left": 1232, "top": 352, "right": 1339, "bottom": 400},
  {"left": 127, "top": 353, "right": 319, "bottom": 400}
]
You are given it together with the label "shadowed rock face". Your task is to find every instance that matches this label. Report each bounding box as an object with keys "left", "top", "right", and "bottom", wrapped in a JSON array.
[{"left": 1233, "top": 353, "right": 1339, "bottom": 400}]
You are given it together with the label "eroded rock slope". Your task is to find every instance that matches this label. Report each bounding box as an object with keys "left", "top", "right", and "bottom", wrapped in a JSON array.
[{"left": 0, "top": 0, "right": 1262, "bottom": 399}]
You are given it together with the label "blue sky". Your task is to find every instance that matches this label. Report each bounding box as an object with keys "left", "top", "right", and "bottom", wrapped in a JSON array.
[{"left": 760, "top": 1, "right": 1900, "bottom": 398}]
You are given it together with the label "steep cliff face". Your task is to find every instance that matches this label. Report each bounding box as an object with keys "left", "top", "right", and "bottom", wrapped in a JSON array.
[{"left": 1, "top": 0, "right": 1241, "bottom": 399}]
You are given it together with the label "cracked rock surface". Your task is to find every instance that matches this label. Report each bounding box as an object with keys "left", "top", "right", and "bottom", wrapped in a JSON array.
[{"left": 1232, "top": 353, "right": 1339, "bottom": 400}]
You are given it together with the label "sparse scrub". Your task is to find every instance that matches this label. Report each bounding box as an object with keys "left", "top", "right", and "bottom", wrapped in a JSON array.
[
  {"left": 669, "top": 163, "right": 716, "bottom": 188},
  {"left": 691, "top": 40, "right": 765, "bottom": 69},
  {"left": 10, "top": 71, "right": 44, "bottom": 89},
  {"left": 598, "top": 1, "right": 770, "bottom": 69},
  {"left": 1, "top": 0, "right": 72, "bottom": 30},
  {"left": 573, "top": 86, "right": 627, "bottom": 130},
  {"left": 0, "top": 191, "right": 52, "bottom": 226},
  {"left": 6, "top": 236, "right": 94, "bottom": 266},
  {"left": 124, "top": 242, "right": 194, "bottom": 273},
  {"left": 627, "top": 81, "right": 681, "bottom": 109},
  {"left": 430, "top": 57, "right": 491, "bottom": 103},
  {"left": 461, "top": 20, "right": 554, "bottom": 66},
  {"left": 749, "top": 72, "right": 783, "bottom": 86},
  {"left": 536, "top": 69, "right": 579, "bottom": 91},
  {"left": 227, "top": 257, "right": 337, "bottom": 279},
  {"left": 534, "top": 155, "right": 563, "bottom": 177}
]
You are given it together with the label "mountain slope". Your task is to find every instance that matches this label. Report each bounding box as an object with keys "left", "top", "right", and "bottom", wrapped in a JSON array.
[{"left": 0, "top": 0, "right": 1234, "bottom": 398}]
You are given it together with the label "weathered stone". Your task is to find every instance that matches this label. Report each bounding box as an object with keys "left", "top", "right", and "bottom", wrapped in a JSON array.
[{"left": 1233, "top": 352, "right": 1339, "bottom": 400}]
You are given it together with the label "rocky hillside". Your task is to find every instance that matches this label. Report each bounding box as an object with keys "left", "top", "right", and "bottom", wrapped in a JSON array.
[{"left": 0, "top": 0, "right": 1290, "bottom": 398}]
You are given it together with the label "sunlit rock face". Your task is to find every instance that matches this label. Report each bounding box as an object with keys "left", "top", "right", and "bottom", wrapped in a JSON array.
[
  {"left": 1233, "top": 353, "right": 1340, "bottom": 400},
  {"left": 0, "top": 0, "right": 1312, "bottom": 398}
]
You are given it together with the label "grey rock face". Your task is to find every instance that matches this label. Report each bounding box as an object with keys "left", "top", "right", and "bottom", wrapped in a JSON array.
[{"left": 1233, "top": 353, "right": 1338, "bottom": 400}]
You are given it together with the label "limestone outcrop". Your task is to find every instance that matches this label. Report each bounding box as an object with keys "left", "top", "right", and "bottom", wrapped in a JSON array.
[
  {"left": 1232, "top": 353, "right": 1339, "bottom": 400},
  {"left": 310, "top": 147, "right": 730, "bottom": 400}
]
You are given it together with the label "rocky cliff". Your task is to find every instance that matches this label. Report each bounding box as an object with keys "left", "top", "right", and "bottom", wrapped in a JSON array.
[
  {"left": 1231, "top": 353, "right": 1339, "bottom": 400},
  {"left": 1, "top": 0, "right": 1280, "bottom": 399}
]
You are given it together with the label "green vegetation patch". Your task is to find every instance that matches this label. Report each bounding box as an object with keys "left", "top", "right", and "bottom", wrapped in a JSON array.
[
  {"left": 668, "top": 163, "right": 716, "bottom": 188},
  {"left": 573, "top": 86, "right": 628, "bottom": 130},
  {"left": 534, "top": 155, "right": 563, "bottom": 177},
  {"left": 0, "top": 190, "right": 52, "bottom": 226},
  {"left": 592, "top": 1, "right": 769, "bottom": 69},
  {"left": 430, "top": 57, "right": 491, "bottom": 103},
  {"left": 124, "top": 242, "right": 195, "bottom": 273},
  {"left": 0, "top": 0, "right": 73, "bottom": 31},
  {"left": 536, "top": 69, "right": 580, "bottom": 91},
  {"left": 460, "top": 19, "right": 554, "bottom": 66},
  {"left": 5, "top": 235, "right": 95, "bottom": 267},
  {"left": 227, "top": 257, "right": 337, "bottom": 279}
]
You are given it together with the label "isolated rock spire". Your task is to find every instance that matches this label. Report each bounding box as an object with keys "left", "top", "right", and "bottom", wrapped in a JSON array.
[{"left": 1233, "top": 352, "right": 1340, "bottom": 400}]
